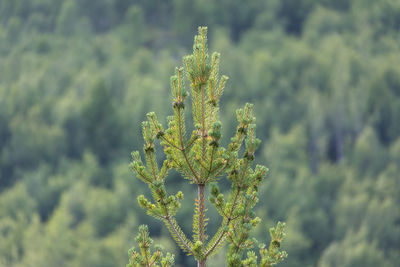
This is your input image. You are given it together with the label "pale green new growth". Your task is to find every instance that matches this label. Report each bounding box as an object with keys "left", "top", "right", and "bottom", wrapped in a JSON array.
[
  {"left": 127, "top": 225, "right": 174, "bottom": 267},
  {"left": 128, "top": 27, "right": 287, "bottom": 267}
]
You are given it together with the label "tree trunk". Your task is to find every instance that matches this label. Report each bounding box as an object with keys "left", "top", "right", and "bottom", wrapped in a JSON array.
[
  {"left": 198, "top": 184, "right": 206, "bottom": 267},
  {"left": 198, "top": 259, "right": 206, "bottom": 267}
]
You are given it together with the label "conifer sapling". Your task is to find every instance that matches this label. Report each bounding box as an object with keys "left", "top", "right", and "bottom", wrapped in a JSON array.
[{"left": 127, "top": 27, "right": 287, "bottom": 267}]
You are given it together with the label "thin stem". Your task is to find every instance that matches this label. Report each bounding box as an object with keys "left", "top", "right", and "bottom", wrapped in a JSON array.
[
  {"left": 177, "top": 67, "right": 182, "bottom": 98},
  {"left": 198, "top": 258, "right": 206, "bottom": 267},
  {"left": 161, "top": 135, "right": 181, "bottom": 150},
  {"left": 228, "top": 159, "right": 250, "bottom": 218},
  {"left": 201, "top": 83, "right": 207, "bottom": 165},
  {"left": 198, "top": 184, "right": 206, "bottom": 247},
  {"left": 147, "top": 152, "right": 158, "bottom": 180},
  {"left": 182, "top": 149, "right": 200, "bottom": 183},
  {"left": 195, "top": 157, "right": 209, "bottom": 173},
  {"left": 184, "top": 132, "right": 198, "bottom": 150},
  {"left": 201, "top": 29, "right": 206, "bottom": 71},
  {"left": 204, "top": 145, "right": 216, "bottom": 182},
  {"left": 142, "top": 230, "right": 151, "bottom": 267},
  {"left": 156, "top": 186, "right": 193, "bottom": 255},
  {"left": 197, "top": 184, "right": 207, "bottom": 267},
  {"left": 204, "top": 219, "right": 229, "bottom": 257},
  {"left": 177, "top": 106, "right": 200, "bottom": 183},
  {"left": 165, "top": 216, "right": 193, "bottom": 254},
  {"left": 131, "top": 165, "right": 152, "bottom": 183}
]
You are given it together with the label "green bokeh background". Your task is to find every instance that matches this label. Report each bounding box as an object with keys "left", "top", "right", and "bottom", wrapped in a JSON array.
[{"left": 0, "top": 0, "right": 399, "bottom": 266}]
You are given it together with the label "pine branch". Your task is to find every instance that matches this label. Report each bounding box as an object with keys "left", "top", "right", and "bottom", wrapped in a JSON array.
[
  {"left": 205, "top": 220, "right": 228, "bottom": 257},
  {"left": 164, "top": 216, "right": 194, "bottom": 255},
  {"left": 127, "top": 225, "right": 175, "bottom": 267},
  {"left": 204, "top": 159, "right": 250, "bottom": 258},
  {"left": 128, "top": 26, "right": 287, "bottom": 267}
]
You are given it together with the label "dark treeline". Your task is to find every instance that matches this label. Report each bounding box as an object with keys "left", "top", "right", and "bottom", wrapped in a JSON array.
[{"left": 0, "top": 0, "right": 399, "bottom": 266}]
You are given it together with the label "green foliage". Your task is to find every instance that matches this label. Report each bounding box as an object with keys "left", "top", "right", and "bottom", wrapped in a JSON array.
[
  {"left": 130, "top": 26, "right": 287, "bottom": 266},
  {"left": 127, "top": 225, "right": 174, "bottom": 267},
  {"left": 83, "top": 79, "right": 123, "bottom": 166}
]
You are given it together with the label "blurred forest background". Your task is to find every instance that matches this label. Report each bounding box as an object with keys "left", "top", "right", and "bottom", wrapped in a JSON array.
[{"left": 0, "top": 0, "right": 400, "bottom": 266}]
